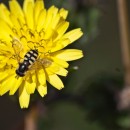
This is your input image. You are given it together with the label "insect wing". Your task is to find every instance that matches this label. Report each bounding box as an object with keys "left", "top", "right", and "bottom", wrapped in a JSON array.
[{"left": 11, "top": 37, "right": 23, "bottom": 62}]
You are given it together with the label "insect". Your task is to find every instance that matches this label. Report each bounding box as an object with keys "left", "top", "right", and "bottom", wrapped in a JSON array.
[
  {"left": 11, "top": 36, "right": 52, "bottom": 77},
  {"left": 16, "top": 49, "right": 38, "bottom": 77}
]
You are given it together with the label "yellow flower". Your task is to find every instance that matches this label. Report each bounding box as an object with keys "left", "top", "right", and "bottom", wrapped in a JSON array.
[{"left": 0, "top": 0, "right": 83, "bottom": 108}]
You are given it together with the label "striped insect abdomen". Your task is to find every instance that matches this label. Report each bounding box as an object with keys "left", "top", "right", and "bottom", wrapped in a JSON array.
[{"left": 16, "top": 49, "right": 38, "bottom": 77}]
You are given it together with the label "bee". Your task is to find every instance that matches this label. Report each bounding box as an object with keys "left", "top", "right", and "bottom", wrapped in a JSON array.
[{"left": 16, "top": 49, "right": 38, "bottom": 77}]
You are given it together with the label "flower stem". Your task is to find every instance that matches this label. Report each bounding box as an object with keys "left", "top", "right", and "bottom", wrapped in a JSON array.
[
  {"left": 24, "top": 103, "right": 40, "bottom": 130},
  {"left": 117, "top": 0, "right": 130, "bottom": 86},
  {"left": 117, "top": 0, "right": 130, "bottom": 109}
]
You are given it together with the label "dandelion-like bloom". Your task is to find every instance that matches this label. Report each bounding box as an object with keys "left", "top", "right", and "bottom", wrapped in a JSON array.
[{"left": 0, "top": 0, "right": 83, "bottom": 108}]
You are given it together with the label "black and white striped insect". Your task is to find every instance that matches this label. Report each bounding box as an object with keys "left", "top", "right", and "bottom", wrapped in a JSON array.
[{"left": 16, "top": 49, "right": 38, "bottom": 77}]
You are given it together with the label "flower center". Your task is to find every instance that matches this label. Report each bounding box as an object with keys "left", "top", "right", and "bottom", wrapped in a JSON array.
[
  {"left": 5, "top": 25, "right": 53, "bottom": 74},
  {"left": 11, "top": 24, "right": 46, "bottom": 51}
]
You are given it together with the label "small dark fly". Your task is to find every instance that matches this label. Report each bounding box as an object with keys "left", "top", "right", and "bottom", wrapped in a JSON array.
[{"left": 16, "top": 49, "right": 38, "bottom": 77}]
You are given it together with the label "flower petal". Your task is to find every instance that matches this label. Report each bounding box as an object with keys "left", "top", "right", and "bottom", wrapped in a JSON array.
[
  {"left": 52, "top": 49, "right": 83, "bottom": 61},
  {"left": 0, "top": 74, "right": 15, "bottom": 95},
  {"left": 44, "top": 27, "right": 55, "bottom": 39},
  {"left": 52, "top": 13, "right": 60, "bottom": 29},
  {"left": 0, "top": 71, "right": 9, "bottom": 82},
  {"left": 0, "top": 4, "right": 13, "bottom": 27},
  {"left": 37, "top": 84, "right": 47, "bottom": 97},
  {"left": 19, "top": 83, "right": 30, "bottom": 108},
  {"left": 25, "top": 80, "right": 36, "bottom": 94},
  {"left": 62, "top": 28, "right": 83, "bottom": 43},
  {"left": 56, "top": 67, "right": 68, "bottom": 76},
  {"left": 51, "top": 57, "right": 69, "bottom": 68},
  {"left": 51, "top": 38, "right": 70, "bottom": 52},
  {"left": 55, "top": 21, "right": 69, "bottom": 40},
  {"left": 47, "top": 74, "right": 64, "bottom": 90},
  {"left": 37, "top": 69, "right": 46, "bottom": 85},
  {"left": 59, "top": 8, "right": 68, "bottom": 19},
  {"left": 37, "top": 9, "right": 46, "bottom": 31},
  {"left": 9, "top": 0, "right": 24, "bottom": 18},
  {"left": 42, "top": 6, "right": 54, "bottom": 30},
  {"left": 23, "top": 0, "right": 34, "bottom": 12},
  {"left": 0, "top": 19, "right": 13, "bottom": 41},
  {"left": 46, "top": 62, "right": 68, "bottom": 76},
  {"left": 9, "top": 77, "right": 23, "bottom": 95},
  {"left": 34, "top": 0, "right": 44, "bottom": 26},
  {"left": 23, "top": 0, "right": 34, "bottom": 29},
  {"left": 10, "top": 14, "right": 21, "bottom": 28}
]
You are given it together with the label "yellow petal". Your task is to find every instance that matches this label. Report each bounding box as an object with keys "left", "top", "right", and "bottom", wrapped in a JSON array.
[
  {"left": 37, "top": 69, "right": 46, "bottom": 85},
  {"left": 51, "top": 6, "right": 58, "bottom": 19},
  {"left": 0, "top": 19, "right": 13, "bottom": 41},
  {"left": 45, "top": 63, "right": 59, "bottom": 74},
  {"left": 24, "top": 74, "right": 36, "bottom": 94},
  {"left": 9, "top": 0, "right": 24, "bottom": 18},
  {"left": 34, "top": 0, "right": 44, "bottom": 26},
  {"left": 51, "top": 57, "right": 69, "bottom": 68},
  {"left": 25, "top": 80, "right": 36, "bottom": 94},
  {"left": 0, "top": 43, "right": 11, "bottom": 52},
  {"left": 55, "top": 21, "right": 69, "bottom": 40},
  {"left": 37, "top": 84, "right": 47, "bottom": 97},
  {"left": 46, "top": 62, "right": 68, "bottom": 76},
  {"left": 0, "top": 75, "right": 15, "bottom": 95},
  {"left": 0, "top": 4, "right": 13, "bottom": 27},
  {"left": 0, "top": 58, "right": 8, "bottom": 68},
  {"left": 63, "top": 28, "right": 83, "bottom": 43},
  {"left": 44, "top": 27, "right": 54, "bottom": 39},
  {"left": 43, "top": 13, "right": 52, "bottom": 31},
  {"left": 0, "top": 71, "right": 10, "bottom": 82},
  {"left": 9, "top": 77, "right": 23, "bottom": 95},
  {"left": 10, "top": 14, "right": 21, "bottom": 29},
  {"left": 56, "top": 67, "right": 68, "bottom": 76},
  {"left": 52, "top": 13, "right": 60, "bottom": 29},
  {"left": 59, "top": 8, "right": 68, "bottom": 19},
  {"left": 0, "top": 63, "right": 5, "bottom": 69},
  {"left": 43, "top": 6, "right": 57, "bottom": 30},
  {"left": 48, "top": 6, "right": 59, "bottom": 29},
  {"left": 32, "top": 73, "right": 37, "bottom": 84},
  {"left": 9, "top": 0, "right": 25, "bottom": 25},
  {"left": 47, "top": 74, "right": 64, "bottom": 90},
  {"left": 37, "top": 9, "right": 46, "bottom": 31},
  {"left": 52, "top": 49, "right": 83, "bottom": 61},
  {"left": 23, "top": 0, "right": 34, "bottom": 29},
  {"left": 19, "top": 83, "right": 30, "bottom": 108},
  {"left": 51, "top": 38, "right": 70, "bottom": 52},
  {"left": 23, "top": 0, "right": 34, "bottom": 11}
]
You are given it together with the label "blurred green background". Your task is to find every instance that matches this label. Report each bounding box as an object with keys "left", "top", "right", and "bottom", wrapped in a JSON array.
[{"left": 0, "top": 0, "right": 129, "bottom": 130}]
